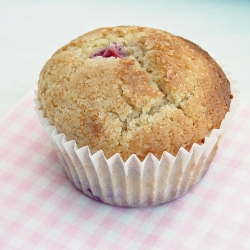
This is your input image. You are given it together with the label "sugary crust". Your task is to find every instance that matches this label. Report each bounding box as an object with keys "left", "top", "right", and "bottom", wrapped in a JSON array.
[{"left": 38, "top": 26, "right": 232, "bottom": 161}]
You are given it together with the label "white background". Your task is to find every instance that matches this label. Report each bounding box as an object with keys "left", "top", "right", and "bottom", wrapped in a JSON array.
[{"left": 1, "top": 0, "right": 250, "bottom": 117}]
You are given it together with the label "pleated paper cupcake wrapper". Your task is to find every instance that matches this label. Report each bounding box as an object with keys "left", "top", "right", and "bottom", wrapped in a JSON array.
[{"left": 34, "top": 80, "right": 240, "bottom": 207}]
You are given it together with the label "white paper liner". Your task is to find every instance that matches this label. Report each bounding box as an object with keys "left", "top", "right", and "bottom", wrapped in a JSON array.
[{"left": 34, "top": 78, "right": 240, "bottom": 207}]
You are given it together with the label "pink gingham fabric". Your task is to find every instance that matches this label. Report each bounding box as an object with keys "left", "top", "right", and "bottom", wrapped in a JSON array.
[{"left": 0, "top": 87, "right": 250, "bottom": 250}]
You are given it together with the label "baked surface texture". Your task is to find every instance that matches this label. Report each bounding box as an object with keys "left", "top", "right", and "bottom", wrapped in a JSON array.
[{"left": 38, "top": 26, "right": 232, "bottom": 161}]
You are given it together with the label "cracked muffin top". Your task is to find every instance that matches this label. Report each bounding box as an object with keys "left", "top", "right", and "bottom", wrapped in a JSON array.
[{"left": 38, "top": 26, "right": 232, "bottom": 161}]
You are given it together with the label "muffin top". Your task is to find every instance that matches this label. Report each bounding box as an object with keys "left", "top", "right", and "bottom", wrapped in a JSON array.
[{"left": 38, "top": 26, "right": 232, "bottom": 161}]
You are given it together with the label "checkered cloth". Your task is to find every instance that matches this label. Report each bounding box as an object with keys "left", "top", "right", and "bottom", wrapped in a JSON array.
[{"left": 0, "top": 87, "right": 250, "bottom": 250}]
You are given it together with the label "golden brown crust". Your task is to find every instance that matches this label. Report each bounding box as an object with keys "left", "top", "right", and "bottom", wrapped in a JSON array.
[{"left": 38, "top": 26, "right": 231, "bottom": 161}]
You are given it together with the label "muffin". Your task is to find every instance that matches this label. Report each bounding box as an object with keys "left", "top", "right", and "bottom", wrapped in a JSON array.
[{"left": 36, "top": 26, "right": 237, "bottom": 207}]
